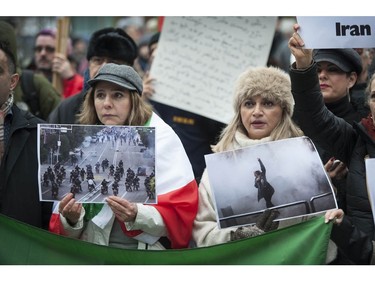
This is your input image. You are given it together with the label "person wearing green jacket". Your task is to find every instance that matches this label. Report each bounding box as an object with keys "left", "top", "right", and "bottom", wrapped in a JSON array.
[{"left": 0, "top": 20, "right": 61, "bottom": 121}]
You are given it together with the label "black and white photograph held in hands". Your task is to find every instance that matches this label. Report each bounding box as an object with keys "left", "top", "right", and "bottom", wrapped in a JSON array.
[
  {"left": 205, "top": 136, "right": 337, "bottom": 228},
  {"left": 38, "top": 124, "right": 156, "bottom": 204}
]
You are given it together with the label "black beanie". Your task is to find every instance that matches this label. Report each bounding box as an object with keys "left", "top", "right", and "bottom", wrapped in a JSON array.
[
  {"left": 86, "top": 27, "right": 138, "bottom": 66},
  {"left": 0, "top": 21, "right": 17, "bottom": 66}
]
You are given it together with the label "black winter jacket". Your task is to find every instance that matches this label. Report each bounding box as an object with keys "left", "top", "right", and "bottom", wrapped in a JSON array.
[
  {"left": 47, "top": 90, "right": 85, "bottom": 124},
  {"left": 290, "top": 62, "right": 375, "bottom": 265},
  {"left": 0, "top": 105, "right": 52, "bottom": 229},
  {"left": 290, "top": 62, "right": 374, "bottom": 240}
]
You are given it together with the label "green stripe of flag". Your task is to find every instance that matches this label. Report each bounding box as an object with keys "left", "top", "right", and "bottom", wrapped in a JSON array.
[{"left": 0, "top": 213, "right": 331, "bottom": 265}]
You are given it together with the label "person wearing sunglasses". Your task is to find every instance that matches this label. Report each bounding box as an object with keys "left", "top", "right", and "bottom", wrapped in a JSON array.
[{"left": 28, "top": 29, "right": 84, "bottom": 99}]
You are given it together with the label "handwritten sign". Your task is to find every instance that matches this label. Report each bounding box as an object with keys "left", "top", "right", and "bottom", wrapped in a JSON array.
[
  {"left": 149, "top": 17, "right": 277, "bottom": 124},
  {"left": 297, "top": 16, "right": 375, "bottom": 49}
]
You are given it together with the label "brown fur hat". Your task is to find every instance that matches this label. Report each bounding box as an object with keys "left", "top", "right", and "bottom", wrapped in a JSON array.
[{"left": 233, "top": 66, "right": 294, "bottom": 117}]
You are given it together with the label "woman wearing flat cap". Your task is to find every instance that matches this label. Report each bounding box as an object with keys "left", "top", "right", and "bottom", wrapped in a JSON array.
[
  {"left": 301, "top": 45, "right": 367, "bottom": 216},
  {"left": 49, "top": 63, "right": 199, "bottom": 250},
  {"left": 312, "top": 47, "right": 365, "bottom": 123},
  {"left": 289, "top": 24, "right": 375, "bottom": 264}
]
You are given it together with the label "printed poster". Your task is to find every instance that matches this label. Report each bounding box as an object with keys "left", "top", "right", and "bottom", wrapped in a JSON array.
[
  {"left": 205, "top": 136, "right": 337, "bottom": 228},
  {"left": 37, "top": 124, "right": 156, "bottom": 204}
]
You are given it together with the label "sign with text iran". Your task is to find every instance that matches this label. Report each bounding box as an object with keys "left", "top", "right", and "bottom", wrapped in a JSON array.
[{"left": 297, "top": 16, "right": 375, "bottom": 49}]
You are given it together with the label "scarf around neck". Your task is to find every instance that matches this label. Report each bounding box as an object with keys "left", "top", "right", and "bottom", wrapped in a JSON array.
[{"left": 232, "top": 131, "right": 272, "bottom": 150}]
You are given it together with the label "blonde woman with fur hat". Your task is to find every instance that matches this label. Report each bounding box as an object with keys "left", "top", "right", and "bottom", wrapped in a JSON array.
[{"left": 192, "top": 66, "right": 343, "bottom": 257}]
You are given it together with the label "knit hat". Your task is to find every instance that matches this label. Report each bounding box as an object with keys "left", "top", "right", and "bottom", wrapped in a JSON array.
[
  {"left": 233, "top": 66, "right": 294, "bottom": 116},
  {"left": 0, "top": 21, "right": 17, "bottom": 66},
  {"left": 87, "top": 63, "right": 143, "bottom": 95},
  {"left": 313, "top": 48, "right": 363, "bottom": 76},
  {"left": 86, "top": 27, "right": 138, "bottom": 66}
]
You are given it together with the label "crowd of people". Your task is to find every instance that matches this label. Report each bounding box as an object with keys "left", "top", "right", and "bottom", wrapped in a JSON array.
[{"left": 0, "top": 16, "right": 374, "bottom": 264}]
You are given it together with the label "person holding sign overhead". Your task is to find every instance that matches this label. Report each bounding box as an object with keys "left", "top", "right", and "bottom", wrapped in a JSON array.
[
  {"left": 291, "top": 24, "right": 367, "bottom": 215},
  {"left": 306, "top": 48, "right": 365, "bottom": 213},
  {"left": 289, "top": 23, "right": 375, "bottom": 264}
]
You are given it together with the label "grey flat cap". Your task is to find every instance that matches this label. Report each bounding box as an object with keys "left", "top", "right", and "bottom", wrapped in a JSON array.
[{"left": 88, "top": 63, "right": 143, "bottom": 95}]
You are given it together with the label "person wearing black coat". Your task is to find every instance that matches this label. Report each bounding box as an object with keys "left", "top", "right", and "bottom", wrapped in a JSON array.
[
  {"left": 0, "top": 41, "right": 52, "bottom": 229},
  {"left": 48, "top": 27, "right": 138, "bottom": 124},
  {"left": 289, "top": 23, "right": 375, "bottom": 264},
  {"left": 48, "top": 89, "right": 85, "bottom": 124},
  {"left": 308, "top": 48, "right": 366, "bottom": 214}
]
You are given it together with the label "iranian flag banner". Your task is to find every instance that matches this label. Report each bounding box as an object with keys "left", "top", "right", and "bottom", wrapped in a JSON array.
[{"left": 0, "top": 213, "right": 332, "bottom": 265}]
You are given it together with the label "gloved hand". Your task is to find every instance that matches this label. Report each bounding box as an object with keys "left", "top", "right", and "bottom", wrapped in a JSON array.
[
  {"left": 256, "top": 209, "right": 279, "bottom": 232},
  {"left": 230, "top": 209, "right": 279, "bottom": 241},
  {"left": 230, "top": 225, "right": 264, "bottom": 241}
]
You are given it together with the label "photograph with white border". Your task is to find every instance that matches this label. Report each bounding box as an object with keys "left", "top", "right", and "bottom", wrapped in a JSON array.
[
  {"left": 37, "top": 124, "right": 156, "bottom": 204},
  {"left": 205, "top": 136, "right": 337, "bottom": 228}
]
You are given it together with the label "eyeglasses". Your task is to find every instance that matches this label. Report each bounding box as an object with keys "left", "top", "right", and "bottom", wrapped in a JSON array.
[{"left": 34, "top": 45, "right": 55, "bottom": 53}]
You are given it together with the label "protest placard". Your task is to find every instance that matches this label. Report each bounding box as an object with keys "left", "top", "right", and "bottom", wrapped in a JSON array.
[
  {"left": 150, "top": 16, "right": 277, "bottom": 124},
  {"left": 297, "top": 16, "right": 375, "bottom": 48},
  {"left": 38, "top": 124, "right": 156, "bottom": 203},
  {"left": 205, "top": 136, "right": 337, "bottom": 228}
]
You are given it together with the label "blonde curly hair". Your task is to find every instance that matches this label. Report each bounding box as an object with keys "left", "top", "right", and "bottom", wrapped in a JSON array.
[{"left": 214, "top": 66, "right": 303, "bottom": 152}]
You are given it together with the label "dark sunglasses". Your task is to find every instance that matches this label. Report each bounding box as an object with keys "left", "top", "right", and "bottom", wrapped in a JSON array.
[{"left": 34, "top": 45, "right": 55, "bottom": 53}]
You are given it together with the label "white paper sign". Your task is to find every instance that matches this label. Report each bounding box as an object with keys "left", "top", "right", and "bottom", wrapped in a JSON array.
[
  {"left": 297, "top": 16, "right": 375, "bottom": 49},
  {"left": 150, "top": 16, "right": 277, "bottom": 124}
]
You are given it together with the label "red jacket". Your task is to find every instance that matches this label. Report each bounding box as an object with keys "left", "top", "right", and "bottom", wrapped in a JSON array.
[{"left": 63, "top": 73, "right": 84, "bottom": 99}]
